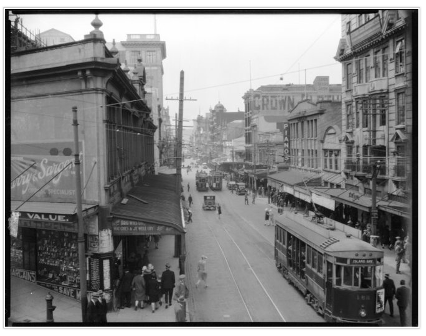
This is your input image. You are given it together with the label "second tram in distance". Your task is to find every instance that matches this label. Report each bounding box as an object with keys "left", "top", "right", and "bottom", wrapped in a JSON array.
[{"left": 274, "top": 217, "right": 385, "bottom": 324}]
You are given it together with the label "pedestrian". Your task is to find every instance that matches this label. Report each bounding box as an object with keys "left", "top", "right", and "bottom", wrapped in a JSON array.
[
  {"left": 119, "top": 268, "right": 134, "bottom": 309},
  {"left": 131, "top": 269, "right": 147, "bottom": 310},
  {"left": 195, "top": 255, "right": 208, "bottom": 288},
  {"left": 127, "top": 252, "right": 137, "bottom": 273},
  {"left": 142, "top": 266, "right": 152, "bottom": 307},
  {"left": 153, "top": 235, "right": 160, "bottom": 249},
  {"left": 403, "top": 236, "right": 411, "bottom": 264},
  {"left": 383, "top": 273, "right": 396, "bottom": 317},
  {"left": 395, "top": 279, "right": 410, "bottom": 326},
  {"left": 245, "top": 192, "right": 249, "bottom": 205},
  {"left": 187, "top": 209, "right": 193, "bottom": 223},
  {"left": 217, "top": 203, "right": 222, "bottom": 219},
  {"left": 252, "top": 191, "right": 256, "bottom": 204},
  {"left": 395, "top": 241, "right": 404, "bottom": 274},
  {"left": 174, "top": 274, "right": 189, "bottom": 300},
  {"left": 264, "top": 208, "right": 270, "bottom": 226},
  {"left": 174, "top": 296, "right": 187, "bottom": 322},
  {"left": 269, "top": 208, "right": 275, "bottom": 226},
  {"left": 161, "top": 263, "right": 176, "bottom": 309},
  {"left": 188, "top": 194, "right": 193, "bottom": 207},
  {"left": 147, "top": 273, "right": 161, "bottom": 313},
  {"left": 86, "top": 292, "right": 100, "bottom": 323},
  {"left": 96, "top": 290, "right": 108, "bottom": 323},
  {"left": 181, "top": 194, "right": 185, "bottom": 201}
]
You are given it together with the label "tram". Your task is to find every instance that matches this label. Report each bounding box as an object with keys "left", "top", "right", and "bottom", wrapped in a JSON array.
[
  {"left": 274, "top": 217, "right": 385, "bottom": 324},
  {"left": 209, "top": 171, "right": 223, "bottom": 191},
  {"left": 195, "top": 171, "right": 209, "bottom": 191}
]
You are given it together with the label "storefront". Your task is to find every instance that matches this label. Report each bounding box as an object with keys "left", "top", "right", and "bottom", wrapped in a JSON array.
[
  {"left": 110, "top": 174, "right": 185, "bottom": 276},
  {"left": 10, "top": 202, "right": 102, "bottom": 300}
]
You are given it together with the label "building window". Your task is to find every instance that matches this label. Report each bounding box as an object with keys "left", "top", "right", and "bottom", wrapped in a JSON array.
[
  {"left": 396, "top": 92, "right": 406, "bottom": 125},
  {"left": 301, "top": 149, "right": 304, "bottom": 166},
  {"left": 324, "top": 151, "right": 328, "bottom": 169},
  {"left": 382, "top": 47, "right": 389, "bottom": 77},
  {"left": 145, "top": 51, "right": 157, "bottom": 64},
  {"left": 356, "top": 58, "right": 364, "bottom": 83},
  {"left": 346, "top": 63, "right": 352, "bottom": 90},
  {"left": 365, "top": 56, "right": 370, "bottom": 82},
  {"left": 301, "top": 121, "right": 304, "bottom": 138},
  {"left": 347, "top": 145, "right": 353, "bottom": 158},
  {"left": 346, "top": 103, "right": 353, "bottom": 129},
  {"left": 334, "top": 151, "right": 339, "bottom": 170},
  {"left": 379, "top": 96, "right": 387, "bottom": 126},
  {"left": 314, "top": 119, "right": 317, "bottom": 137},
  {"left": 362, "top": 100, "right": 369, "bottom": 128},
  {"left": 355, "top": 101, "right": 361, "bottom": 128},
  {"left": 395, "top": 38, "right": 405, "bottom": 74},
  {"left": 374, "top": 50, "right": 381, "bottom": 78},
  {"left": 358, "top": 14, "right": 364, "bottom": 27},
  {"left": 129, "top": 50, "right": 140, "bottom": 66}
]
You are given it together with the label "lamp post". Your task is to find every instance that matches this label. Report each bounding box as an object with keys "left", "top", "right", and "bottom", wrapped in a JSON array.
[{"left": 370, "top": 160, "right": 382, "bottom": 245}]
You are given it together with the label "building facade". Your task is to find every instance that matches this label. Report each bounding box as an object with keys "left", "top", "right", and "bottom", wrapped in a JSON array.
[{"left": 335, "top": 10, "right": 414, "bottom": 237}]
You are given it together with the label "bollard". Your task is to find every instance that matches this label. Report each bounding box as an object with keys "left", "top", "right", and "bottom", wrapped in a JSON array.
[{"left": 46, "top": 292, "right": 56, "bottom": 323}]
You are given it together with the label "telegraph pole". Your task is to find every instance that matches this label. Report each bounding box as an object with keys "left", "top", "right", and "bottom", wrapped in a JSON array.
[{"left": 72, "top": 107, "right": 87, "bottom": 322}]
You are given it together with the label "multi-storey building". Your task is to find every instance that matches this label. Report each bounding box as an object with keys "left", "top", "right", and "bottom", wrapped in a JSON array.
[
  {"left": 335, "top": 10, "right": 415, "bottom": 238},
  {"left": 106, "top": 34, "right": 167, "bottom": 171},
  {"left": 9, "top": 15, "right": 184, "bottom": 303},
  {"left": 242, "top": 76, "right": 342, "bottom": 189}
]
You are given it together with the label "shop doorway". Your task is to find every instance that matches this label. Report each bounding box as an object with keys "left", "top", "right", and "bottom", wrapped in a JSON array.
[{"left": 22, "top": 228, "right": 37, "bottom": 271}]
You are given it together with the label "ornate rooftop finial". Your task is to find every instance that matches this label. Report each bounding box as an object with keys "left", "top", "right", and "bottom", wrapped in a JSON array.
[
  {"left": 85, "top": 14, "right": 104, "bottom": 39},
  {"left": 110, "top": 38, "right": 118, "bottom": 56}
]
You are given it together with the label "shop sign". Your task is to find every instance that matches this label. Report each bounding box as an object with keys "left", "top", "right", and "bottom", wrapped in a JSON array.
[
  {"left": 112, "top": 218, "right": 180, "bottom": 235},
  {"left": 11, "top": 268, "right": 36, "bottom": 282},
  {"left": 20, "top": 219, "right": 78, "bottom": 233},
  {"left": 37, "top": 281, "right": 81, "bottom": 300},
  {"left": 21, "top": 212, "right": 74, "bottom": 222},
  {"left": 283, "top": 122, "right": 290, "bottom": 162}
]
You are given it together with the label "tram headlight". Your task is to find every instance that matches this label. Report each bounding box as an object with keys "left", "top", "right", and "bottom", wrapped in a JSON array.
[{"left": 359, "top": 308, "right": 367, "bottom": 318}]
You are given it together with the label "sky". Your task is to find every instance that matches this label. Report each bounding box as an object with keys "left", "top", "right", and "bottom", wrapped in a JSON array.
[{"left": 15, "top": 9, "right": 344, "bottom": 126}]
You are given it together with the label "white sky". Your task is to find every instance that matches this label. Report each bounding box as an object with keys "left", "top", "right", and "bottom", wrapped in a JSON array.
[{"left": 16, "top": 10, "right": 344, "bottom": 126}]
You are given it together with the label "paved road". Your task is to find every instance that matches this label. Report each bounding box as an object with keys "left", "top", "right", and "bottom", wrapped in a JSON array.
[{"left": 182, "top": 160, "right": 324, "bottom": 323}]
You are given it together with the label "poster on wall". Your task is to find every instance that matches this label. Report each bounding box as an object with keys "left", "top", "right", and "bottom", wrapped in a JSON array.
[{"left": 11, "top": 141, "right": 83, "bottom": 202}]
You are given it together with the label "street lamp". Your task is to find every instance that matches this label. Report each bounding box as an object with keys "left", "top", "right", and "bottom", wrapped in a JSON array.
[{"left": 370, "top": 160, "right": 382, "bottom": 244}]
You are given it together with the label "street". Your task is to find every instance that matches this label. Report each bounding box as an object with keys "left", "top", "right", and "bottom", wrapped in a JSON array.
[{"left": 183, "top": 160, "right": 324, "bottom": 323}]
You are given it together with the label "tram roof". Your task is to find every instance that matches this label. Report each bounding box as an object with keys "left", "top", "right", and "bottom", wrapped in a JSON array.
[{"left": 275, "top": 217, "right": 381, "bottom": 253}]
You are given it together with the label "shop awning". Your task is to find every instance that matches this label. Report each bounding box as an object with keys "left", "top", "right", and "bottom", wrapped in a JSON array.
[
  {"left": 268, "top": 170, "right": 322, "bottom": 188},
  {"left": 321, "top": 172, "right": 345, "bottom": 186},
  {"left": 314, "top": 188, "right": 372, "bottom": 212},
  {"left": 311, "top": 192, "right": 336, "bottom": 211},
  {"left": 111, "top": 174, "right": 184, "bottom": 235},
  {"left": 378, "top": 201, "right": 411, "bottom": 219}
]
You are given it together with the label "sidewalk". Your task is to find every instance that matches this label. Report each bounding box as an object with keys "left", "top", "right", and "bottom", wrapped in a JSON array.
[{"left": 7, "top": 235, "right": 185, "bottom": 325}]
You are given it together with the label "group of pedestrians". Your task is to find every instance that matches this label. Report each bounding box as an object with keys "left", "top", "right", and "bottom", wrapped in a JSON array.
[
  {"left": 383, "top": 273, "right": 411, "bottom": 326},
  {"left": 117, "top": 262, "right": 178, "bottom": 315}
]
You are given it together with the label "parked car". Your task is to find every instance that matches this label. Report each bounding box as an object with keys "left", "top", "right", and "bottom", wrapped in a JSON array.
[{"left": 227, "top": 181, "right": 236, "bottom": 190}]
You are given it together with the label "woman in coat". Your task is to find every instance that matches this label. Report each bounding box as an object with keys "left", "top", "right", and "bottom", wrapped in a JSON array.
[
  {"left": 131, "top": 269, "right": 147, "bottom": 310},
  {"left": 147, "top": 273, "right": 161, "bottom": 313}
]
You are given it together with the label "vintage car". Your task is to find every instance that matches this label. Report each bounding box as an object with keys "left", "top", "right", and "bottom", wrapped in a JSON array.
[
  {"left": 202, "top": 195, "right": 217, "bottom": 210},
  {"left": 236, "top": 182, "right": 247, "bottom": 195},
  {"left": 227, "top": 181, "right": 237, "bottom": 190}
]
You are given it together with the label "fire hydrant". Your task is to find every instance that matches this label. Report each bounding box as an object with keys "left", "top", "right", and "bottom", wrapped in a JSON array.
[{"left": 46, "top": 292, "right": 56, "bottom": 323}]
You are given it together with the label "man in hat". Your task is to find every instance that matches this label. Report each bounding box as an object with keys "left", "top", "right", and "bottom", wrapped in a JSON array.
[
  {"left": 395, "top": 240, "right": 405, "bottom": 274},
  {"left": 119, "top": 268, "right": 134, "bottom": 309},
  {"left": 174, "top": 296, "right": 186, "bottom": 322},
  {"left": 174, "top": 274, "right": 189, "bottom": 301},
  {"left": 161, "top": 262, "right": 176, "bottom": 308},
  {"left": 383, "top": 274, "right": 396, "bottom": 317},
  {"left": 86, "top": 291, "right": 100, "bottom": 323},
  {"left": 97, "top": 290, "right": 108, "bottom": 323},
  {"left": 396, "top": 279, "right": 410, "bottom": 326}
]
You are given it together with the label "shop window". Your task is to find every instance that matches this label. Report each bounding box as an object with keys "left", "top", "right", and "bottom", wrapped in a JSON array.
[{"left": 395, "top": 38, "right": 405, "bottom": 74}]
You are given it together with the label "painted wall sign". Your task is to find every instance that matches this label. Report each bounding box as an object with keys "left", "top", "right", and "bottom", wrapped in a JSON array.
[
  {"left": 21, "top": 212, "right": 74, "bottom": 222},
  {"left": 11, "top": 141, "right": 84, "bottom": 202},
  {"left": 112, "top": 218, "right": 180, "bottom": 235},
  {"left": 11, "top": 268, "right": 36, "bottom": 282},
  {"left": 37, "top": 281, "right": 81, "bottom": 300}
]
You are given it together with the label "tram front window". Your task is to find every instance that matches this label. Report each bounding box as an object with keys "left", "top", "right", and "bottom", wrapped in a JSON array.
[{"left": 336, "top": 265, "right": 383, "bottom": 288}]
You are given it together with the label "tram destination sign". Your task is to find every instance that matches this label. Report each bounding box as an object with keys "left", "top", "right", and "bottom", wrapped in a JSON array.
[{"left": 350, "top": 258, "right": 377, "bottom": 265}]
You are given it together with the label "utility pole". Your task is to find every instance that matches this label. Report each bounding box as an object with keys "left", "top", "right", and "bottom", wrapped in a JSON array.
[
  {"left": 370, "top": 160, "right": 382, "bottom": 246},
  {"left": 72, "top": 107, "right": 87, "bottom": 322}
]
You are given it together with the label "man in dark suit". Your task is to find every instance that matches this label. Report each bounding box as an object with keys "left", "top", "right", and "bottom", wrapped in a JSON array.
[
  {"left": 383, "top": 274, "right": 396, "bottom": 317},
  {"left": 97, "top": 290, "right": 108, "bottom": 324},
  {"left": 86, "top": 292, "right": 100, "bottom": 323},
  {"left": 395, "top": 279, "right": 410, "bottom": 326},
  {"left": 161, "top": 262, "right": 176, "bottom": 308},
  {"left": 120, "top": 268, "right": 134, "bottom": 308}
]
